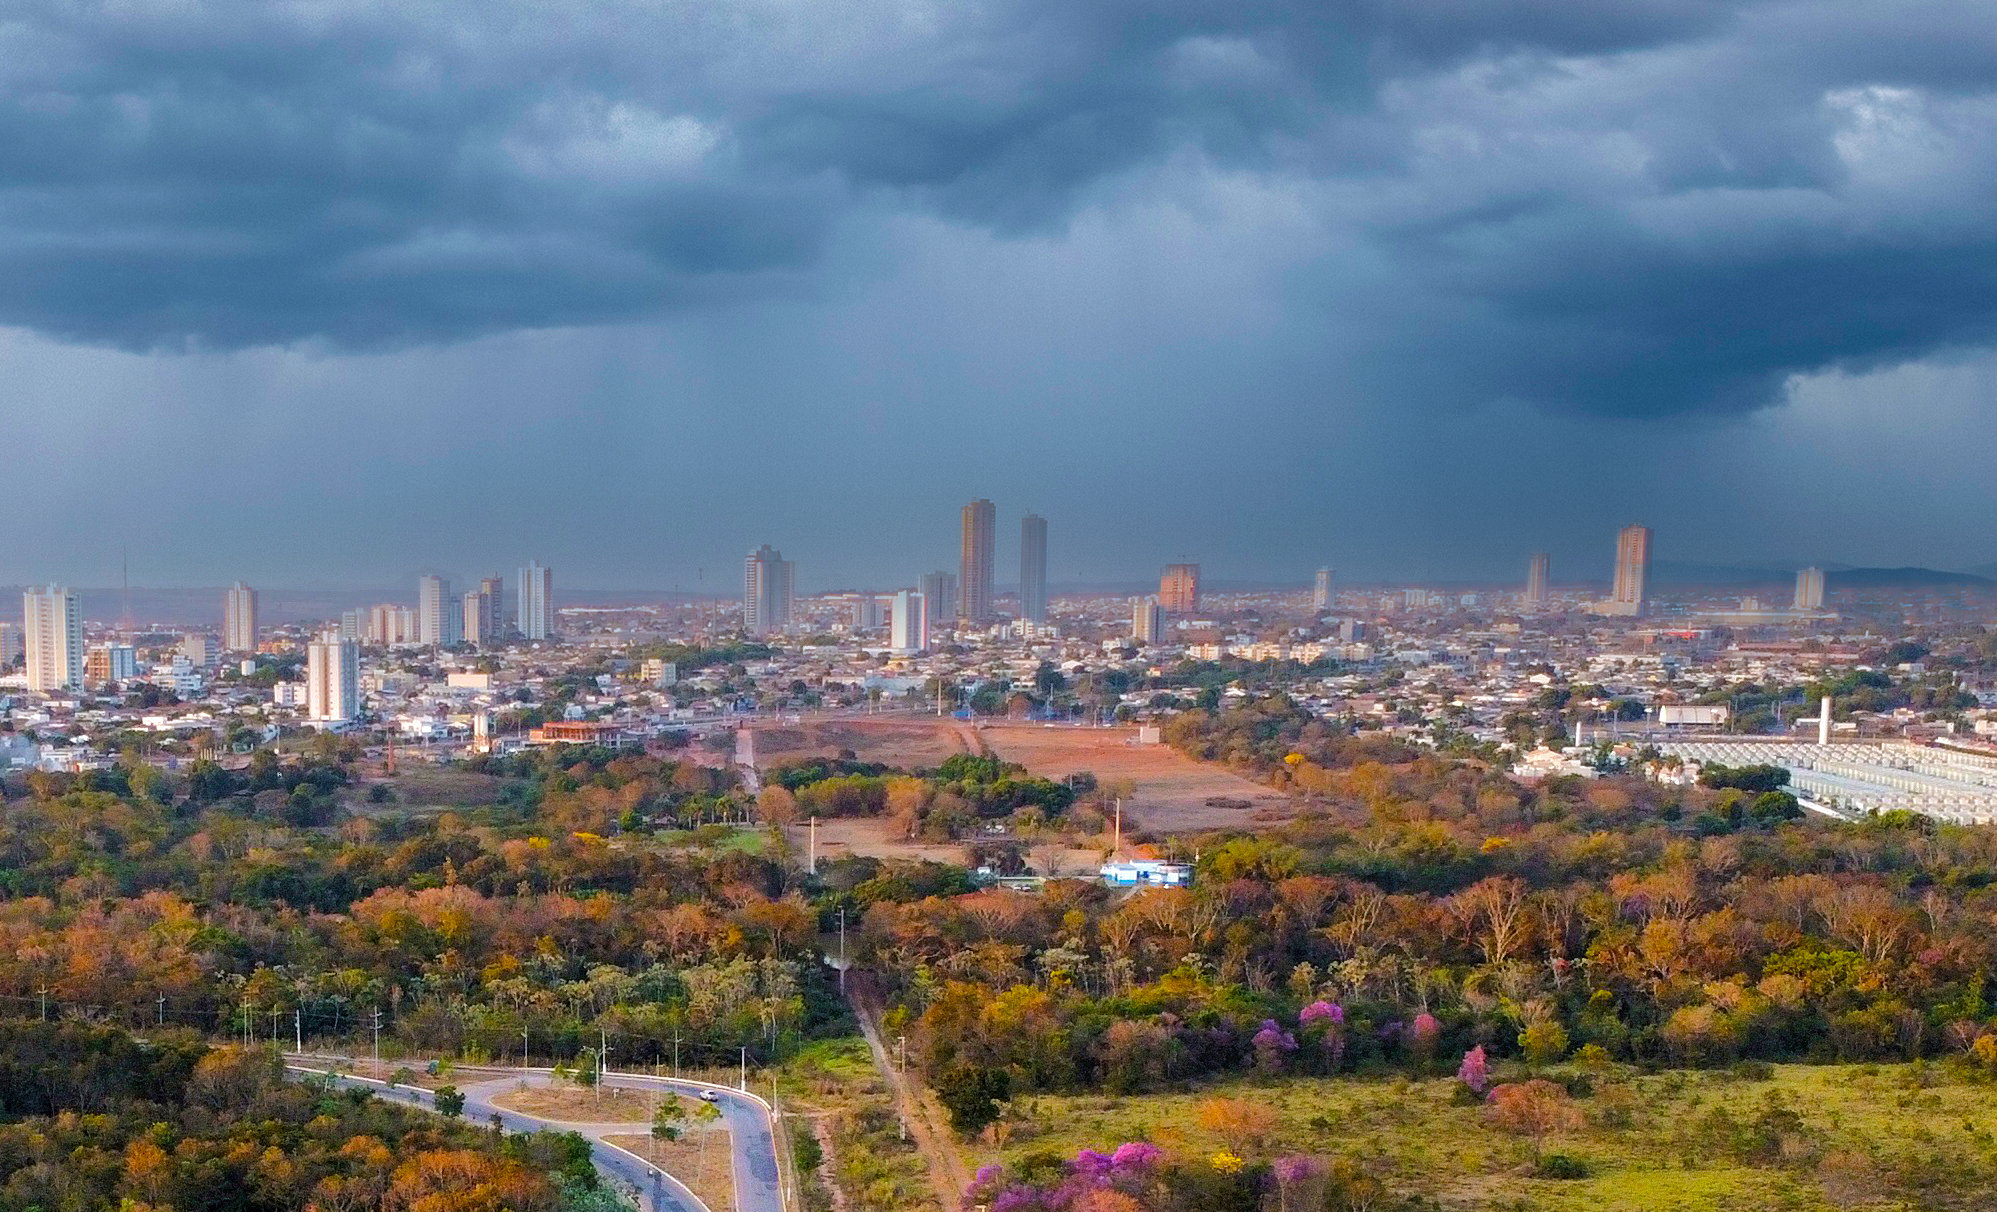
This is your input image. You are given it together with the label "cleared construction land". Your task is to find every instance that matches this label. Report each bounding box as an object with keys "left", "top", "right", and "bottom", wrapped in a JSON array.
[{"left": 754, "top": 716, "right": 1291, "bottom": 836}]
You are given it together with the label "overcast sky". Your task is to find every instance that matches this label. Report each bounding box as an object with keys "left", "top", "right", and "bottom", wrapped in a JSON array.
[{"left": 5, "top": 0, "right": 1997, "bottom": 592}]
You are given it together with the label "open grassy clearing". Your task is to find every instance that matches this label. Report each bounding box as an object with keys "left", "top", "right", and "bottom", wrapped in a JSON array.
[
  {"left": 778, "top": 1037, "right": 942, "bottom": 1212},
  {"left": 973, "top": 1062, "right": 1997, "bottom": 1211}
]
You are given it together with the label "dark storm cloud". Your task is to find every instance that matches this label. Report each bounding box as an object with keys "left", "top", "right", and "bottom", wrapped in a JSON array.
[{"left": 5, "top": 0, "right": 1997, "bottom": 415}]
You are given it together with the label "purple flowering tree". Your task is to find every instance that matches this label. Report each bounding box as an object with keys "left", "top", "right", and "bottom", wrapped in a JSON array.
[
  {"left": 1272, "top": 1155, "right": 1326, "bottom": 1212},
  {"left": 1252, "top": 1018, "right": 1299, "bottom": 1074}
]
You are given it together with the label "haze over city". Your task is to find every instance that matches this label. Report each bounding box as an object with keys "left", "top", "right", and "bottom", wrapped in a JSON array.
[{"left": 8, "top": 0, "right": 1997, "bottom": 588}]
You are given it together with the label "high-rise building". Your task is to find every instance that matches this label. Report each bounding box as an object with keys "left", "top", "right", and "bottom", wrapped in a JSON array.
[
  {"left": 1132, "top": 598, "right": 1165, "bottom": 644},
  {"left": 1160, "top": 563, "right": 1200, "bottom": 614},
  {"left": 1598, "top": 525, "right": 1652, "bottom": 616},
  {"left": 339, "top": 609, "right": 365, "bottom": 643},
  {"left": 891, "top": 590, "right": 929, "bottom": 653},
  {"left": 418, "top": 575, "right": 454, "bottom": 645},
  {"left": 1313, "top": 568, "right": 1335, "bottom": 611},
  {"left": 744, "top": 545, "right": 794, "bottom": 637},
  {"left": 1794, "top": 566, "right": 1825, "bottom": 611},
  {"left": 920, "top": 571, "right": 957, "bottom": 626},
  {"left": 517, "top": 562, "right": 554, "bottom": 640},
  {"left": 960, "top": 499, "right": 996, "bottom": 623},
  {"left": 223, "top": 581, "right": 258, "bottom": 652},
  {"left": 23, "top": 585, "right": 83, "bottom": 694},
  {"left": 1525, "top": 553, "right": 1550, "bottom": 607},
  {"left": 481, "top": 575, "right": 506, "bottom": 636},
  {"left": 307, "top": 630, "right": 359, "bottom": 723},
  {"left": 368, "top": 603, "right": 416, "bottom": 646},
  {"left": 462, "top": 590, "right": 490, "bottom": 646},
  {"left": 1019, "top": 513, "right": 1048, "bottom": 623},
  {"left": 0, "top": 622, "right": 20, "bottom": 668}
]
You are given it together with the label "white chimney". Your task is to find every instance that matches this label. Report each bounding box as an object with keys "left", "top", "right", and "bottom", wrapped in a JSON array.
[{"left": 1818, "top": 695, "right": 1832, "bottom": 747}]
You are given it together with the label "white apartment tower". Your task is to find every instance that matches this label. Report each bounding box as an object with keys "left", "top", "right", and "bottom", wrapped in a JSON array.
[
  {"left": 891, "top": 590, "right": 929, "bottom": 653},
  {"left": 744, "top": 546, "right": 794, "bottom": 637},
  {"left": 418, "top": 575, "right": 457, "bottom": 646},
  {"left": 1313, "top": 568, "right": 1335, "bottom": 611},
  {"left": 518, "top": 562, "right": 554, "bottom": 640},
  {"left": 223, "top": 581, "right": 258, "bottom": 652},
  {"left": 1794, "top": 566, "right": 1825, "bottom": 611},
  {"left": 23, "top": 585, "right": 83, "bottom": 694},
  {"left": 306, "top": 630, "right": 360, "bottom": 723}
]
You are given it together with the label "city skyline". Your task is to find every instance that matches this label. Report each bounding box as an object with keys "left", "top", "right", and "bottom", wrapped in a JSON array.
[{"left": 7, "top": 3, "right": 1997, "bottom": 588}]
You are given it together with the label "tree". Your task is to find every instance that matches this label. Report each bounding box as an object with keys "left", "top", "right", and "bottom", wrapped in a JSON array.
[
  {"left": 1195, "top": 1096, "right": 1278, "bottom": 1155},
  {"left": 1484, "top": 1080, "right": 1581, "bottom": 1161},
  {"left": 936, "top": 1063, "right": 1011, "bottom": 1134},
  {"left": 1518, "top": 1019, "right": 1570, "bottom": 1068},
  {"left": 434, "top": 1085, "right": 466, "bottom": 1118},
  {"left": 652, "top": 1094, "right": 687, "bottom": 1162},
  {"left": 757, "top": 785, "right": 798, "bottom": 827},
  {"left": 694, "top": 1098, "right": 724, "bottom": 1190}
]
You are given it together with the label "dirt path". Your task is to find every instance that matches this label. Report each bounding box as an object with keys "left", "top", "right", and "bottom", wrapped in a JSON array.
[{"left": 845, "top": 975, "right": 969, "bottom": 1210}]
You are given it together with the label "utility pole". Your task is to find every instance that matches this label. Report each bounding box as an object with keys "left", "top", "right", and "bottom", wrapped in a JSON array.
[
  {"left": 838, "top": 906, "right": 847, "bottom": 993},
  {"left": 37, "top": 986, "right": 47, "bottom": 1022},
  {"left": 673, "top": 1028, "right": 681, "bottom": 1078},
  {"left": 371, "top": 1007, "right": 382, "bottom": 1068},
  {"left": 295, "top": 1008, "right": 302, "bottom": 1053},
  {"left": 739, "top": 1046, "right": 747, "bottom": 1092},
  {"left": 156, "top": 993, "right": 165, "bottom": 1026},
  {"left": 523, "top": 1025, "right": 530, "bottom": 1068},
  {"left": 808, "top": 816, "right": 817, "bottom": 875}
]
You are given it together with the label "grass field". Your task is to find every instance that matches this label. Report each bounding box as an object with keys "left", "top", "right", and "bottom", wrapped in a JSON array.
[
  {"left": 778, "top": 1037, "right": 943, "bottom": 1212},
  {"left": 973, "top": 1062, "right": 1997, "bottom": 1211}
]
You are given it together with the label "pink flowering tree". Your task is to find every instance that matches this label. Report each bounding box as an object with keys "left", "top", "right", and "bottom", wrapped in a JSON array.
[
  {"left": 1457, "top": 1044, "right": 1489, "bottom": 1096},
  {"left": 1408, "top": 1012, "right": 1441, "bottom": 1066},
  {"left": 1298, "top": 1000, "right": 1346, "bottom": 1073}
]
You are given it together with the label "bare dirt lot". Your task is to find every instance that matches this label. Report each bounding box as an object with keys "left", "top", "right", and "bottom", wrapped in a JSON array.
[
  {"left": 761, "top": 717, "right": 1293, "bottom": 836},
  {"left": 976, "top": 722, "right": 1293, "bottom": 834},
  {"left": 749, "top": 717, "right": 975, "bottom": 770}
]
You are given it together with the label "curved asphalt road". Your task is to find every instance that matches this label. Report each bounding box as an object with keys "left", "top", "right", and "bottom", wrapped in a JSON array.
[{"left": 287, "top": 1063, "right": 782, "bottom": 1212}]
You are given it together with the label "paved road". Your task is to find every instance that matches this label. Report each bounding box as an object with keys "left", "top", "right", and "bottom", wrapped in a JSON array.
[{"left": 287, "top": 1062, "right": 783, "bottom": 1212}]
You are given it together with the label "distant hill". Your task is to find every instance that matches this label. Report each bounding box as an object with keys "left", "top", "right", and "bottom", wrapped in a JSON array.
[{"left": 1825, "top": 567, "right": 1993, "bottom": 590}]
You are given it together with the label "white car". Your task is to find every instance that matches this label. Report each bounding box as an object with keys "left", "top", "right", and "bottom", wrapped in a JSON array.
[{"left": 698, "top": 1090, "right": 720, "bottom": 1103}]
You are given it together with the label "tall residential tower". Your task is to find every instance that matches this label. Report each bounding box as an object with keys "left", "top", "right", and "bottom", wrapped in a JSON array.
[
  {"left": 418, "top": 575, "right": 457, "bottom": 645},
  {"left": 1019, "top": 513, "right": 1048, "bottom": 623},
  {"left": 1160, "top": 563, "right": 1200, "bottom": 614},
  {"left": 744, "top": 545, "right": 794, "bottom": 637},
  {"left": 223, "top": 581, "right": 258, "bottom": 652},
  {"left": 1794, "top": 566, "right": 1825, "bottom": 611},
  {"left": 959, "top": 499, "right": 996, "bottom": 624},
  {"left": 518, "top": 562, "right": 554, "bottom": 640},
  {"left": 1598, "top": 525, "right": 1652, "bottom": 617},
  {"left": 23, "top": 585, "right": 82, "bottom": 694},
  {"left": 920, "top": 571, "right": 957, "bottom": 627},
  {"left": 1525, "top": 553, "right": 1550, "bottom": 607}
]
